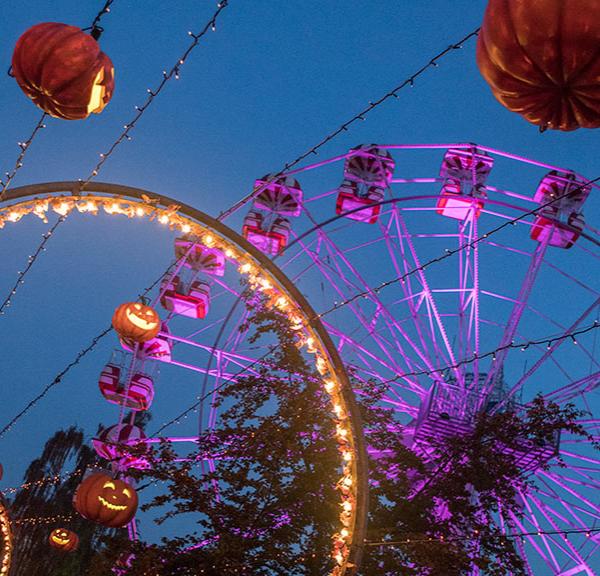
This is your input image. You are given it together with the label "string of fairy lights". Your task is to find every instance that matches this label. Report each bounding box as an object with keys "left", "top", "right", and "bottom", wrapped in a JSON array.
[
  {"left": 1, "top": 311, "right": 597, "bottom": 498},
  {"left": 363, "top": 526, "right": 600, "bottom": 547},
  {"left": 378, "top": 320, "right": 600, "bottom": 386},
  {"left": 0, "top": 215, "right": 65, "bottom": 315},
  {"left": 0, "top": 0, "right": 230, "bottom": 316},
  {"left": 218, "top": 27, "right": 481, "bottom": 221},
  {"left": 0, "top": 257, "right": 181, "bottom": 440},
  {"left": 0, "top": 114, "right": 47, "bottom": 201}
]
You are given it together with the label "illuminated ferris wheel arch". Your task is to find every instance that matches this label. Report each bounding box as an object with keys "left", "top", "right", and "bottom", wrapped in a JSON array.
[{"left": 0, "top": 181, "right": 369, "bottom": 576}]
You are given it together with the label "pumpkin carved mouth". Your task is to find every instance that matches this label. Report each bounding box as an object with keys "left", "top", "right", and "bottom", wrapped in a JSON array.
[
  {"left": 125, "top": 307, "right": 158, "bottom": 330},
  {"left": 98, "top": 496, "right": 129, "bottom": 511},
  {"left": 51, "top": 535, "right": 70, "bottom": 545}
]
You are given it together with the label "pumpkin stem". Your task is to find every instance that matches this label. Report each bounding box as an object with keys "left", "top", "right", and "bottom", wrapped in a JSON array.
[{"left": 90, "top": 26, "right": 104, "bottom": 41}]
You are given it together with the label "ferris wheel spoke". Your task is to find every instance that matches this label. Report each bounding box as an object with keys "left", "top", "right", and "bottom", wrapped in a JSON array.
[
  {"left": 517, "top": 490, "right": 563, "bottom": 571},
  {"left": 545, "top": 370, "right": 600, "bottom": 403},
  {"left": 456, "top": 214, "right": 480, "bottom": 385},
  {"left": 483, "top": 240, "right": 549, "bottom": 397},
  {"left": 324, "top": 323, "right": 425, "bottom": 398},
  {"left": 526, "top": 493, "right": 595, "bottom": 568},
  {"left": 390, "top": 209, "right": 461, "bottom": 381},
  {"left": 379, "top": 207, "right": 446, "bottom": 368},
  {"left": 308, "top": 232, "right": 437, "bottom": 377},
  {"left": 497, "top": 296, "right": 600, "bottom": 410},
  {"left": 538, "top": 471, "right": 600, "bottom": 516},
  {"left": 507, "top": 509, "right": 559, "bottom": 572}
]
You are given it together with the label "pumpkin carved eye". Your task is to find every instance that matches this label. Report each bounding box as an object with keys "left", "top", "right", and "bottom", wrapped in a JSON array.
[
  {"left": 123, "top": 488, "right": 132, "bottom": 498},
  {"left": 103, "top": 481, "right": 116, "bottom": 490}
]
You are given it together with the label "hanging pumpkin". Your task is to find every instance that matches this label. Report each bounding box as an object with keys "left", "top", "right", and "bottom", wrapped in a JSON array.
[
  {"left": 48, "top": 528, "right": 79, "bottom": 552},
  {"left": 112, "top": 302, "right": 161, "bottom": 343},
  {"left": 12, "top": 22, "right": 115, "bottom": 120},
  {"left": 73, "top": 472, "right": 138, "bottom": 528},
  {"left": 476, "top": 0, "right": 600, "bottom": 131}
]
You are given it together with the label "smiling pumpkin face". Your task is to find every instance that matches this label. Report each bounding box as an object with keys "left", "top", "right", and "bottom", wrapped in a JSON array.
[
  {"left": 73, "top": 473, "right": 138, "bottom": 528},
  {"left": 49, "top": 528, "right": 79, "bottom": 552},
  {"left": 112, "top": 302, "right": 160, "bottom": 343}
]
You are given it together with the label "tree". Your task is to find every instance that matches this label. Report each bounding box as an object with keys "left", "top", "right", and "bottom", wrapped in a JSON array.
[
  {"left": 10, "top": 426, "right": 116, "bottom": 575},
  {"left": 87, "top": 303, "right": 595, "bottom": 575}
]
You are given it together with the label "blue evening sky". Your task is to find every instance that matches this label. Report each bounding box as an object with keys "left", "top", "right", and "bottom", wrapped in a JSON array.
[{"left": 0, "top": 1, "right": 598, "bottom": 572}]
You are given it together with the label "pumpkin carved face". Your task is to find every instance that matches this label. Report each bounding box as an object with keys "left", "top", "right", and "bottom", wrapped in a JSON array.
[
  {"left": 476, "top": 0, "right": 600, "bottom": 131},
  {"left": 12, "top": 22, "right": 115, "bottom": 120},
  {"left": 73, "top": 473, "right": 138, "bottom": 528},
  {"left": 49, "top": 528, "right": 79, "bottom": 552},
  {"left": 112, "top": 302, "right": 161, "bottom": 343}
]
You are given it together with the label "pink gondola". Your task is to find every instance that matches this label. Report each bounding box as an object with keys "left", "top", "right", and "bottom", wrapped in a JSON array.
[
  {"left": 530, "top": 171, "right": 590, "bottom": 249},
  {"left": 252, "top": 174, "right": 303, "bottom": 217},
  {"left": 160, "top": 275, "right": 210, "bottom": 319},
  {"left": 344, "top": 144, "right": 395, "bottom": 188},
  {"left": 335, "top": 181, "right": 383, "bottom": 224},
  {"left": 242, "top": 210, "right": 290, "bottom": 255},
  {"left": 436, "top": 148, "right": 493, "bottom": 221},
  {"left": 98, "top": 364, "right": 154, "bottom": 411},
  {"left": 174, "top": 238, "right": 225, "bottom": 275}
]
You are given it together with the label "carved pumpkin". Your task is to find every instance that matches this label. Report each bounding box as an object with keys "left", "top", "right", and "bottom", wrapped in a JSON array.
[
  {"left": 73, "top": 473, "right": 138, "bottom": 528},
  {"left": 12, "top": 22, "right": 115, "bottom": 120},
  {"left": 476, "top": 0, "right": 600, "bottom": 131},
  {"left": 112, "top": 302, "right": 161, "bottom": 343},
  {"left": 48, "top": 528, "right": 79, "bottom": 552}
]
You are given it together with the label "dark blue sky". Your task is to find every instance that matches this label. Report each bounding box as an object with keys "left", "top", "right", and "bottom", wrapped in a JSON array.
[{"left": 0, "top": 1, "right": 598, "bottom": 572}]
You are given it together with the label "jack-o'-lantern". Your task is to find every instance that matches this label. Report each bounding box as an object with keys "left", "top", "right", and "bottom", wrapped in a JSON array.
[
  {"left": 112, "top": 302, "right": 161, "bottom": 343},
  {"left": 73, "top": 473, "right": 138, "bottom": 528},
  {"left": 12, "top": 22, "right": 115, "bottom": 120},
  {"left": 477, "top": 0, "right": 600, "bottom": 131},
  {"left": 49, "top": 528, "right": 79, "bottom": 552}
]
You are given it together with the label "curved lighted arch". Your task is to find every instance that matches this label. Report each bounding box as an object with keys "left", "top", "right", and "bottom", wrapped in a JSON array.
[
  {"left": 0, "top": 498, "right": 12, "bottom": 576},
  {"left": 0, "top": 181, "right": 368, "bottom": 576}
]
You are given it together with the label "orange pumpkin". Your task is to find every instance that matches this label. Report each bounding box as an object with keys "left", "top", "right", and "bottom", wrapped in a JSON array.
[
  {"left": 112, "top": 302, "right": 161, "bottom": 343},
  {"left": 12, "top": 22, "right": 115, "bottom": 120},
  {"left": 476, "top": 0, "right": 600, "bottom": 131},
  {"left": 73, "top": 473, "right": 138, "bottom": 528},
  {"left": 49, "top": 528, "right": 79, "bottom": 552}
]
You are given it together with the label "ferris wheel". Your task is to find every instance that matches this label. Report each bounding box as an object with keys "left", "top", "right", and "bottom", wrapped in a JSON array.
[
  {"left": 224, "top": 143, "right": 600, "bottom": 576},
  {"left": 0, "top": 182, "right": 369, "bottom": 576}
]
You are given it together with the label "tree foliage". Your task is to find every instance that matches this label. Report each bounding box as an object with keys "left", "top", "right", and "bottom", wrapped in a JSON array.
[{"left": 38, "top": 306, "right": 595, "bottom": 575}]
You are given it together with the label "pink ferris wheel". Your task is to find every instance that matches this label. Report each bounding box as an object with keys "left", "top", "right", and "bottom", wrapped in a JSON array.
[{"left": 225, "top": 143, "right": 600, "bottom": 575}]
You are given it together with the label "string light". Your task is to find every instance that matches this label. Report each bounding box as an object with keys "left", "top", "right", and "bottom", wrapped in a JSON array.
[
  {"left": 364, "top": 526, "right": 600, "bottom": 547},
  {"left": 14, "top": 513, "right": 74, "bottom": 526},
  {"left": 379, "top": 320, "right": 600, "bottom": 387},
  {"left": 0, "top": 1, "right": 230, "bottom": 317},
  {"left": 0, "top": 215, "right": 65, "bottom": 315},
  {"left": 218, "top": 27, "right": 481, "bottom": 221},
  {"left": 0, "top": 114, "right": 47, "bottom": 202},
  {"left": 314, "top": 174, "right": 600, "bottom": 321},
  {"left": 0, "top": 0, "right": 116, "bottom": 203},
  {"left": 80, "top": 0, "right": 229, "bottom": 189}
]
